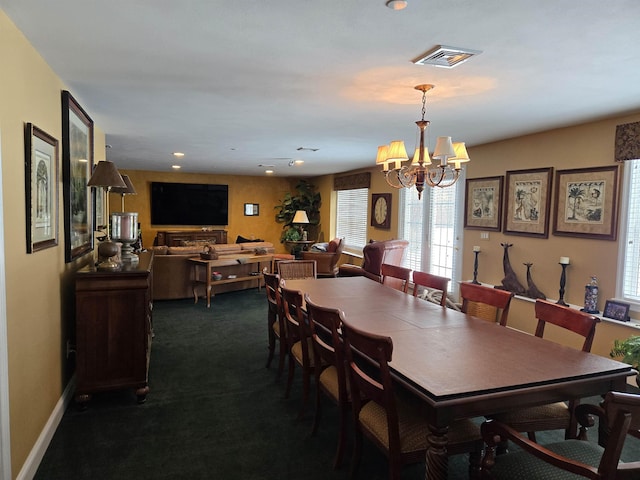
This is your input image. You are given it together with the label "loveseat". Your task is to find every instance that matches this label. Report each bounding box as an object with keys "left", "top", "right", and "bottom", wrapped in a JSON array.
[
  {"left": 338, "top": 239, "right": 409, "bottom": 282},
  {"left": 151, "top": 241, "right": 275, "bottom": 300}
]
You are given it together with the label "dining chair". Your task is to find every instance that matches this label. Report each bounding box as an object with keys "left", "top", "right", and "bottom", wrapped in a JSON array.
[
  {"left": 481, "top": 391, "right": 640, "bottom": 479},
  {"left": 490, "top": 299, "right": 601, "bottom": 442},
  {"left": 263, "top": 271, "right": 286, "bottom": 377},
  {"left": 305, "top": 293, "right": 350, "bottom": 469},
  {"left": 280, "top": 284, "right": 320, "bottom": 419},
  {"left": 341, "top": 320, "right": 483, "bottom": 480},
  {"left": 412, "top": 271, "right": 450, "bottom": 306},
  {"left": 277, "top": 260, "right": 317, "bottom": 280},
  {"left": 459, "top": 282, "right": 514, "bottom": 326},
  {"left": 380, "top": 263, "right": 412, "bottom": 293}
]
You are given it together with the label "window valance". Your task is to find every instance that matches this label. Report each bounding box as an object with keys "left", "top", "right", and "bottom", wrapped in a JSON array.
[
  {"left": 333, "top": 172, "right": 371, "bottom": 191},
  {"left": 615, "top": 121, "right": 640, "bottom": 162}
]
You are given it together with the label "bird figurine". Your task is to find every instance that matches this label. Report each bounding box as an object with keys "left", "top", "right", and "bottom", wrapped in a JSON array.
[
  {"left": 524, "top": 262, "right": 546, "bottom": 299},
  {"left": 498, "top": 243, "right": 526, "bottom": 295}
]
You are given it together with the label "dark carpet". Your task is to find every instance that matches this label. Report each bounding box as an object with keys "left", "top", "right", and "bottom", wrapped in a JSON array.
[{"left": 34, "top": 289, "right": 639, "bottom": 479}]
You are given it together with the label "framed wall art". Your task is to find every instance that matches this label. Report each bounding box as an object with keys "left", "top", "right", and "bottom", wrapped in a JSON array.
[
  {"left": 92, "top": 172, "right": 106, "bottom": 230},
  {"left": 464, "top": 176, "right": 503, "bottom": 231},
  {"left": 371, "top": 193, "right": 391, "bottom": 229},
  {"left": 24, "top": 123, "right": 59, "bottom": 253},
  {"left": 244, "top": 203, "right": 259, "bottom": 216},
  {"left": 62, "top": 90, "right": 94, "bottom": 262},
  {"left": 603, "top": 300, "right": 631, "bottom": 322},
  {"left": 503, "top": 167, "right": 553, "bottom": 238},
  {"left": 552, "top": 165, "right": 620, "bottom": 240}
]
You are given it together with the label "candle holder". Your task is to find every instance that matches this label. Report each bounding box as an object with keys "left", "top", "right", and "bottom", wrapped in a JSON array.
[
  {"left": 556, "top": 262, "right": 569, "bottom": 306},
  {"left": 472, "top": 250, "right": 481, "bottom": 284},
  {"left": 111, "top": 212, "right": 139, "bottom": 265}
]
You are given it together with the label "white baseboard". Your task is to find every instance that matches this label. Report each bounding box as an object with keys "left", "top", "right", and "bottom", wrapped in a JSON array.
[{"left": 16, "top": 377, "right": 75, "bottom": 480}]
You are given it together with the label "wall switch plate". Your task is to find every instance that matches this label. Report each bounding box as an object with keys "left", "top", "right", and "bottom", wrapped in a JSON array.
[{"left": 480, "top": 232, "right": 490, "bottom": 240}]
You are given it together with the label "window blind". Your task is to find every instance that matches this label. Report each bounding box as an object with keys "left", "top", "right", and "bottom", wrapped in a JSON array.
[
  {"left": 336, "top": 188, "right": 368, "bottom": 250},
  {"left": 621, "top": 159, "right": 640, "bottom": 302}
]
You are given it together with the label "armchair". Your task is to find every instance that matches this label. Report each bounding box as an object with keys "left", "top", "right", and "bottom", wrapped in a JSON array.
[
  {"left": 301, "top": 237, "right": 344, "bottom": 277},
  {"left": 338, "top": 239, "right": 409, "bottom": 282}
]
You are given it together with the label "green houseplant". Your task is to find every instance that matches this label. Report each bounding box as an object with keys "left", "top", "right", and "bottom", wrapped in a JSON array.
[
  {"left": 275, "top": 180, "right": 321, "bottom": 244},
  {"left": 610, "top": 335, "right": 640, "bottom": 386}
]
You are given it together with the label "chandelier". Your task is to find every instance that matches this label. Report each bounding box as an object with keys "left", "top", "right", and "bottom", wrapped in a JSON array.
[{"left": 376, "top": 84, "right": 470, "bottom": 199}]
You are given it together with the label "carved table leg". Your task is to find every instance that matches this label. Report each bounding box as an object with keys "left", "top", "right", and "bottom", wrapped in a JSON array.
[{"left": 426, "top": 423, "right": 449, "bottom": 480}]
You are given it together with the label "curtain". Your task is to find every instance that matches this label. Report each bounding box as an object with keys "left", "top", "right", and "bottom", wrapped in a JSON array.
[{"left": 615, "top": 121, "right": 640, "bottom": 162}]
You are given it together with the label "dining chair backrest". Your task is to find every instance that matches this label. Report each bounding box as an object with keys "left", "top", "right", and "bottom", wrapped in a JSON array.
[
  {"left": 305, "top": 294, "right": 345, "bottom": 373},
  {"left": 412, "top": 271, "right": 450, "bottom": 306},
  {"left": 263, "top": 271, "right": 280, "bottom": 313},
  {"left": 341, "top": 320, "right": 398, "bottom": 437},
  {"left": 381, "top": 263, "right": 412, "bottom": 293},
  {"left": 460, "top": 282, "right": 514, "bottom": 326},
  {"left": 280, "top": 285, "right": 308, "bottom": 353},
  {"left": 534, "top": 299, "right": 600, "bottom": 352},
  {"left": 277, "top": 260, "right": 317, "bottom": 280}
]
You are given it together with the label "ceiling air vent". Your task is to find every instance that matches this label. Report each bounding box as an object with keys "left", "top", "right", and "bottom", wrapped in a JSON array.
[{"left": 412, "top": 45, "right": 482, "bottom": 68}]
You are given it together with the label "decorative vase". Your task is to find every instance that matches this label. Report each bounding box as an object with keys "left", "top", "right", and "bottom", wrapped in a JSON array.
[{"left": 582, "top": 276, "right": 599, "bottom": 314}]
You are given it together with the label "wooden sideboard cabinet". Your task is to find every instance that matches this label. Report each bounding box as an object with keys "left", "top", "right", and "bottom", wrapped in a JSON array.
[
  {"left": 155, "top": 229, "right": 228, "bottom": 246},
  {"left": 74, "top": 251, "right": 153, "bottom": 406}
]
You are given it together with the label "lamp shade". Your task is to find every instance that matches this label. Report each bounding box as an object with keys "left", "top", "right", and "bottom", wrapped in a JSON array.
[
  {"left": 87, "top": 161, "right": 126, "bottom": 188},
  {"left": 432, "top": 137, "right": 455, "bottom": 160},
  {"left": 292, "top": 210, "right": 310, "bottom": 224},
  {"left": 111, "top": 174, "right": 137, "bottom": 195},
  {"left": 450, "top": 142, "right": 471, "bottom": 163},
  {"left": 376, "top": 145, "right": 389, "bottom": 165},
  {"left": 411, "top": 146, "right": 431, "bottom": 166}
]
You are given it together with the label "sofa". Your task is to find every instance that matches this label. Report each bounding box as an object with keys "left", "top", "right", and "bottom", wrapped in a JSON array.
[
  {"left": 301, "top": 237, "right": 344, "bottom": 277},
  {"left": 338, "top": 239, "right": 409, "bottom": 282},
  {"left": 151, "top": 241, "right": 275, "bottom": 300}
]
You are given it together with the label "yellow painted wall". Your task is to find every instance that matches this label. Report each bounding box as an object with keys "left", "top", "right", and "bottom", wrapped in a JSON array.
[
  {"left": 115, "top": 170, "right": 295, "bottom": 253},
  {"left": 460, "top": 115, "right": 640, "bottom": 310},
  {"left": 0, "top": 11, "right": 106, "bottom": 477}
]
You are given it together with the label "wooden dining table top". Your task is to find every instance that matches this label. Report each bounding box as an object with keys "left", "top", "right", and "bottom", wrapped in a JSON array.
[{"left": 285, "top": 276, "right": 635, "bottom": 479}]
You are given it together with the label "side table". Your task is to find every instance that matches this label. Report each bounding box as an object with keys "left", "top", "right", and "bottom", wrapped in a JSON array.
[{"left": 284, "top": 240, "right": 315, "bottom": 258}]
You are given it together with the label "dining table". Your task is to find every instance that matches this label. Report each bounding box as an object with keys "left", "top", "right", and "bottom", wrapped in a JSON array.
[{"left": 284, "top": 276, "right": 636, "bottom": 480}]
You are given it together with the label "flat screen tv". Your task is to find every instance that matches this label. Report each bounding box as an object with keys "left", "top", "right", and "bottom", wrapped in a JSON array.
[{"left": 151, "top": 182, "right": 228, "bottom": 226}]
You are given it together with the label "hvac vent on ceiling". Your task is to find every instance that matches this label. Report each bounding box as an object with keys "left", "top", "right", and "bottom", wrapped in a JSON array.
[{"left": 412, "top": 45, "right": 482, "bottom": 68}]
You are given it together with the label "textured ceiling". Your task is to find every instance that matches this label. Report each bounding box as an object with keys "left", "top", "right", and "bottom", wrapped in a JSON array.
[{"left": 2, "top": 0, "right": 640, "bottom": 177}]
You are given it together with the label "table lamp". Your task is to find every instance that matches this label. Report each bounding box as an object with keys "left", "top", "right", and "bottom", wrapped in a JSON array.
[
  {"left": 87, "top": 161, "right": 126, "bottom": 270},
  {"left": 110, "top": 174, "right": 137, "bottom": 210},
  {"left": 292, "top": 210, "right": 310, "bottom": 241}
]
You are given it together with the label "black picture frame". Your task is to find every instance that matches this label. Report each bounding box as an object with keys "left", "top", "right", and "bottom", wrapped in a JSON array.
[
  {"left": 244, "top": 203, "right": 259, "bottom": 216},
  {"left": 62, "top": 90, "right": 94, "bottom": 262},
  {"left": 603, "top": 300, "right": 631, "bottom": 322},
  {"left": 25, "top": 123, "right": 59, "bottom": 253},
  {"left": 371, "top": 193, "right": 391, "bottom": 229}
]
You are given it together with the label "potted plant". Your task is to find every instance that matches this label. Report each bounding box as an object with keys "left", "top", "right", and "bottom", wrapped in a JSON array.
[
  {"left": 274, "top": 180, "right": 321, "bottom": 243},
  {"left": 610, "top": 335, "right": 640, "bottom": 386}
]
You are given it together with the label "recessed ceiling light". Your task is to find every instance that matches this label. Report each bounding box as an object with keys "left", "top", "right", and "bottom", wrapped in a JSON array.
[
  {"left": 173, "top": 152, "right": 185, "bottom": 158},
  {"left": 265, "top": 169, "right": 274, "bottom": 175},
  {"left": 385, "top": 0, "right": 407, "bottom": 10},
  {"left": 172, "top": 165, "right": 181, "bottom": 169}
]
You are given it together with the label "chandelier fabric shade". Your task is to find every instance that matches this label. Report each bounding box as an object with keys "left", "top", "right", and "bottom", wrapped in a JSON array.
[{"left": 376, "top": 84, "right": 471, "bottom": 199}]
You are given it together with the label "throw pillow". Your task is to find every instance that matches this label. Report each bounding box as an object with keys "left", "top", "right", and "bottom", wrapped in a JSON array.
[
  {"left": 236, "top": 235, "right": 264, "bottom": 243},
  {"left": 327, "top": 238, "right": 341, "bottom": 252}
]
